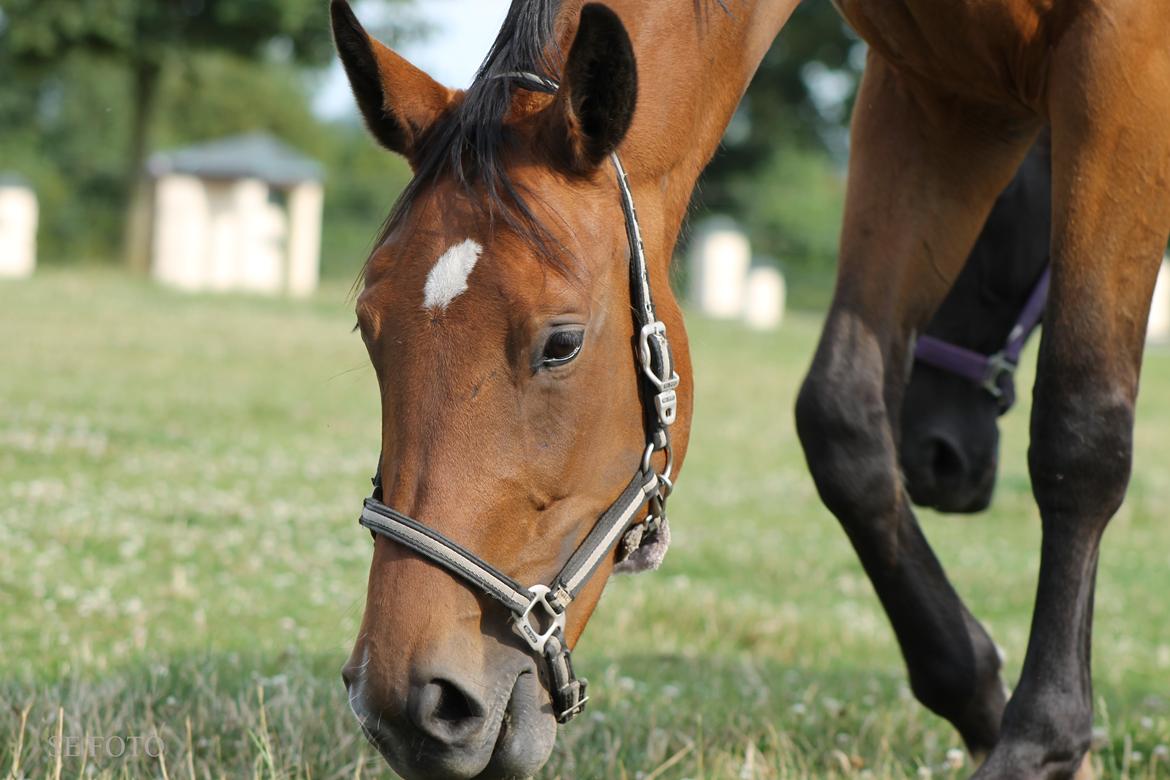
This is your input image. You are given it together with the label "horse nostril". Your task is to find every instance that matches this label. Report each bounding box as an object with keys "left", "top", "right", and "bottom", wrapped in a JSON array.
[
  {"left": 927, "top": 435, "right": 967, "bottom": 483},
  {"left": 410, "top": 678, "right": 487, "bottom": 744},
  {"left": 432, "top": 680, "right": 477, "bottom": 723}
]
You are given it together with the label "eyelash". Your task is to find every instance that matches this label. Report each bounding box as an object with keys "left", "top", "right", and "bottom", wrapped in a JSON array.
[{"left": 540, "top": 329, "right": 585, "bottom": 368}]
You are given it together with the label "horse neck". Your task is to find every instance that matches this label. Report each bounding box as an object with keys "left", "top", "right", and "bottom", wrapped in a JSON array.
[{"left": 563, "top": 0, "right": 798, "bottom": 263}]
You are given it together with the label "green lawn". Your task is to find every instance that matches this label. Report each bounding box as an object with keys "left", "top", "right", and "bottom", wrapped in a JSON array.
[{"left": 1, "top": 270, "right": 1168, "bottom": 779}]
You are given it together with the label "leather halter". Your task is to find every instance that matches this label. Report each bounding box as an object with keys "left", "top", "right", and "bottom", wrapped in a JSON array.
[
  {"left": 358, "top": 72, "right": 679, "bottom": 724},
  {"left": 914, "top": 267, "right": 1049, "bottom": 414}
]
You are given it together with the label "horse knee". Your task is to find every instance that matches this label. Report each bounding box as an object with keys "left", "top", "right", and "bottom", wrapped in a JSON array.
[
  {"left": 795, "top": 369, "right": 900, "bottom": 526},
  {"left": 1029, "top": 384, "right": 1134, "bottom": 522}
]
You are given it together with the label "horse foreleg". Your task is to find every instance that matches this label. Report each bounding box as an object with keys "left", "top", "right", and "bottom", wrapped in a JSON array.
[
  {"left": 975, "top": 11, "right": 1170, "bottom": 779},
  {"left": 796, "top": 52, "right": 1040, "bottom": 758}
]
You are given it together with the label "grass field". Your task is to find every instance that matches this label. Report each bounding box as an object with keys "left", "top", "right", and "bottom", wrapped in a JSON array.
[{"left": 2, "top": 270, "right": 1168, "bottom": 779}]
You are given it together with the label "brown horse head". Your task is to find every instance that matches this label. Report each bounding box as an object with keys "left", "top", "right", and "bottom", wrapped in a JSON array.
[
  {"left": 333, "top": 0, "right": 799, "bottom": 772},
  {"left": 332, "top": 1, "right": 697, "bottom": 777}
]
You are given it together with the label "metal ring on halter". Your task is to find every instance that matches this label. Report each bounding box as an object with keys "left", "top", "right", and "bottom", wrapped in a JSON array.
[
  {"left": 641, "top": 440, "right": 674, "bottom": 483},
  {"left": 981, "top": 351, "right": 1016, "bottom": 399},
  {"left": 656, "top": 472, "right": 674, "bottom": 499}
]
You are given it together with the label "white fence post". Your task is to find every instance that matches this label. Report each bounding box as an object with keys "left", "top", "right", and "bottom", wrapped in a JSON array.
[
  {"left": 743, "top": 266, "right": 786, "bottom": 331},
  {"left": 689, "top": 218, "right": 750, "bottom": 319},
  {"left": 0, "top": 183, "right": 38, "bottom": 278}
]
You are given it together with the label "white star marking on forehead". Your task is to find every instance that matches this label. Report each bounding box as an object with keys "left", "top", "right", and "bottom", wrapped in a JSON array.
[{"left": 423, "top": 239, "right": 482, "bottom": 311}]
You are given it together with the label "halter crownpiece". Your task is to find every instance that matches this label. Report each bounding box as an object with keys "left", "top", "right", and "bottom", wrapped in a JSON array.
[{"left": 357, "top": 71, "right": 678, "bottom": 724}]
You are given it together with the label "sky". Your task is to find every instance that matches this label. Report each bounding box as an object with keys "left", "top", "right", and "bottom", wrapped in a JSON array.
[{"left": 314, "top": 0, "right": 510, "bottom": 120}]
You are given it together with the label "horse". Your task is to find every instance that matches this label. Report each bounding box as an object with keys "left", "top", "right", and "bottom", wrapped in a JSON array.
[
  {"left": 901, "top": 136, "right": 1051, "bottom": 513},
  {"left": 795, "top": 3, "right": 1170, "bottom": 778},
  {"left": 330, "top": 1, "right": 800, "bottom": 777},
  {"left": 331, "top": 0, "right": 1170, "bottom": 773}
]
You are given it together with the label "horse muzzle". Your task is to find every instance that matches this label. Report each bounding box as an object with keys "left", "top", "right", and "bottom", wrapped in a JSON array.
[{"left": 344, "top": 656, "right": 557, "bottom": 780}]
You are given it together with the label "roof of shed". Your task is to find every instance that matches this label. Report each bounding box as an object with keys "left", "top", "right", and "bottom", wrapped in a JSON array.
[{"left": 148, "top": 133, "right": 322, "bottom": 186}]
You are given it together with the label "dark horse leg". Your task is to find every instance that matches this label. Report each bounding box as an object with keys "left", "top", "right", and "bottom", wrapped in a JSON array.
[
  {"left": 796, "top": 52, "right": 1040, "bottom": 758},
  {"left": 975, "top": 11, "right": 1170, "bottom": 780}
]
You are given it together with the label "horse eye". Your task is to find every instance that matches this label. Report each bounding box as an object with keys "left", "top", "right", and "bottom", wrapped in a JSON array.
[{"left": 540, "top": 328, "right": 584, "bottom": 368}]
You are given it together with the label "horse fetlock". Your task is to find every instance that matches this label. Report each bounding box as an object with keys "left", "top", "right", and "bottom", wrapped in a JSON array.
[
  {"left": 983, "top": 689, "right": 1095, "bottom": 780},
  {"left": 972, "top": 737, "right": 1092, "bottom": 780},
  {"left": 959, "top": 661, "right": 1008, "bottom": 757},
  {"left": 908, "top": 629, "right": 1006, "bottom": 756}
]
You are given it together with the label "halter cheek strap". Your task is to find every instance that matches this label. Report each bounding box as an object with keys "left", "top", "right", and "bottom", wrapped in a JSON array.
[
  {"left": 357, "top": 71, "right": 678, "bottom": 724},
  {"left": 914, "top": 266, "right": 1049, "bottom": 413}
]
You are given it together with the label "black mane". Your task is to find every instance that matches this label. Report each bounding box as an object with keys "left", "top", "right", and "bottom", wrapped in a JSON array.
[{"left": 369, "top": 0, "right": 567, "bottom": 273}]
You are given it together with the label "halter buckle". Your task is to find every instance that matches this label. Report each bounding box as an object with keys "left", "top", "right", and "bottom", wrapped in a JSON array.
[
  {"left": 512, "top": 584, "right": 567, "bottom": 653},
  {"left": 981, "top": 351, "right": 1016, "bottom": 400},
  {"left": 557, "top": 688, "right": 589, "bottom": 722},
  {"left": 638, "top": 322, "right": 680, "bottom": 427}
]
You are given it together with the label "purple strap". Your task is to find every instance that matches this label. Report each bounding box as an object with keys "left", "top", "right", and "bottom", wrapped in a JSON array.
[
  {"left": 1003, "top": 267, "right": 1050, "bottom": 363},
  {"left": 913, "top": 267, "right": 1050, "bottom": 405},
  {"left": 913, "top": 337, "right": 996, "bottom": 387}
]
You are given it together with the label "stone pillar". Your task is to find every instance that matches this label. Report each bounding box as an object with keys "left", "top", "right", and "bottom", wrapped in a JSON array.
[
  {"left": 0, "top": 185, "right": 38, "bottom": 278},
  {"left": 689, "top": 218, "right": 750, "bottom": 319},
  {"left": 743, "top": 266, "right": 786, "bottom": 331},
  {"left": 286, "top": 181, "right": 323, "bottom": 297}
]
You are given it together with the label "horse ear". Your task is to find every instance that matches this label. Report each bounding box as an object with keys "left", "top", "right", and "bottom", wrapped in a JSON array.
[
  {"left": 331, "top": 0, "right": 453, "bottom": 160},
  {"left": 553, "top": 3, "right": 638, "bottom": 172}
]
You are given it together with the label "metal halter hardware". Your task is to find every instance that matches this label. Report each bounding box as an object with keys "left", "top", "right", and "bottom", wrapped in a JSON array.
[
  {"left": 357, "top": 72, "right": 677, "bottom": 724},
  {"left": 514, "top": 585, "right": 567, "bottom": 653},
  {"left": 914, "top": 267, "right": 1050, "bottom": 414}
]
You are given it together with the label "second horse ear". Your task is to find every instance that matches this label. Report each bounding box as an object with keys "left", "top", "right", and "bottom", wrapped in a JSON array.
[
  {"left": 331, "top": 0, "right": 454, "bottom": 163},
  {"left": 549, "top": 3, "right": 638, "bottom": 173}
]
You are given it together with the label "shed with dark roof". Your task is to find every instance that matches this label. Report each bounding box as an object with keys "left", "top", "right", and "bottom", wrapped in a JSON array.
[{"left": 148, "top": 134, "right": 323, "bottom": 297}]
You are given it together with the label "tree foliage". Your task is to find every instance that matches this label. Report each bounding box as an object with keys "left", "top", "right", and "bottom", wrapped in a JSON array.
[
  {"left": 2, "top": 0, "right": 336, "bottom": 67},
  {"left": 0, "top": 0, "right": 864, "bottom": 288},
  {"left": 695, "top": 0, "right": 863, "bottom": 290},
  {"left": 0, "top": 0, "right": 412, "bottom": 273}
]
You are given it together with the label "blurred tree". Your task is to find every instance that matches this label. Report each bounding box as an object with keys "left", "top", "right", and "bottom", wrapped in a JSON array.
[
  {"left": 694, "top": 0, "right": 863, "bottom": 304},
  {"left": 0, "top": 0, "right": 409, "bottom": 269},
  {"left": 712, "top": 0, "right": 860, "bottom": 174}
]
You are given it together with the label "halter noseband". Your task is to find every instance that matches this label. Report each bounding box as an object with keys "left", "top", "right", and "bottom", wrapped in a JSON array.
[
  {"left": 357, "top": 72, "right": 678, "bottom": 724},
  {"left": 914, "top": 267, "right": 1049, "bottom": 413}
]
